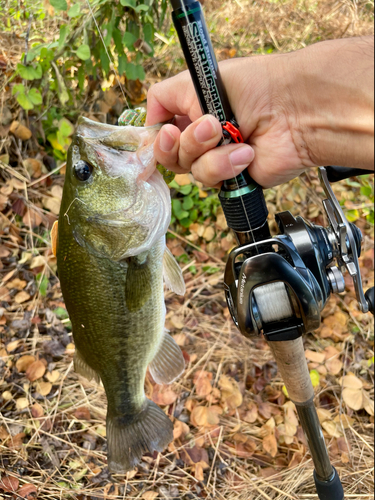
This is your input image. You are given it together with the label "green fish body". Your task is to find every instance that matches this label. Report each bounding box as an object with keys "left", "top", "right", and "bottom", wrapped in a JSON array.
[{"left": 56, "top": 115, "right": 185, "bottom": 473}]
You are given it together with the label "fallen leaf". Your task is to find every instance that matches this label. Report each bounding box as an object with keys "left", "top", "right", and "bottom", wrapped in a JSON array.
[
  {"left": 342, "top": 388, "right": 363, "bottom": 411},
  {"left": 151, "top": 385, "right": 178, "bottom": 406},
  {"left": 191, "top": 405, "right": 221, "bottom": 428},
  {"left": 142, "top": 492, "right": 158, "bottom": 500},
  {"left": 173, "top": 420, "right": 190, "bottom": 440},
  {"left": 326, "top": 357, "right": 343, "bottom": 376},
  {"left": 6, "top": 340, "right": 21, "bottom": 353},
  {"left": 14, "top": 291, "right": 31, "bottom": 304},
  {"left": 16, "top": 355, "right": 36, "bottom": 373},
  {"left": 10, "top": 120, "right": 32, "bottom": 140},
  {"left": 35, "top": 381, "right": 52, "bottom": 396},
  {"left": 6, "top": 278, "right": 27, "bottom": 290},
  {"left": 203, "top": 226, "right": 215, "bottom": 242},
  {"left": 26, "top": 360, "right": 46, "bottom": 382},
  {"left": 362, "top": 390, "right": 374, "bottom": 416},
  {"left": 2, "top": 391, "right": 13, "bottom": 401},
  {"left": 193, "top": 370, "right": 213, "bottom": 397},
  {"left": 74, "top": 407, "right": 91, "bottom": 420},
  {"left": 31, "top": 402, "right": 44, "bottom": 418},
  {"left": 305, "top": 350, "right": 326, "bottom": 364},
  {"left": 243, "top": 402, "right": 258, "bottom": 423},
  {"left": 322, "top": 420, "right": 343, "bottom": 438},
  {"left": 46, "top": 370, "right": 60, "bottom": 383},
  {"left": 0, "top": 475, "right": 19, "bottom": 492},
  {"left": 0, "top": 426, "right": 9, "bottom": 440},
  {"left": 342, "top": 374, "right": 363, "bottom": 390},
  {"left": 219, "top": 375, "right": 243, "bottom": 410},
  {"left": 262, "top": 433, "right": 278, "bottom": 457},
  {"left": 174, "top": 174, "right": 191, "bottom": 186},
  {"left": 16, "top": 398, "right": 29, "bottom": 410},
  {"left": 18, "top": 483, "right": 37, "bottom": 498}
]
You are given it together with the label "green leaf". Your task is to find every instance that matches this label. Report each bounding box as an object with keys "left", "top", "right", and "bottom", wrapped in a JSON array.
[
  {"left": 77, "top": 65, "right": 85, "bottom": 91},
  {"left": 113, "top": 28, "right": 123, "bottom": 54},
  {"left": 59, "top": 25, "right": 68, "bottom": 49},
  {"left": 120, "top": 0, "right": 136, "bottom": 7},
  {"left": 76, "top": 44, "right": 91, "bottom": 60},
  {"left": 310, "top": 370, "right": 320, "bottom": 388},
  {"left": 53, "top": 307, "right": 69, "bottom": 320},
  {"left": 345, "top": 209, "right": 360, "bottom": 222},
  {"left": 17, "top": 93, "right": 34, "bottom": 110},
  {"left": 37, "top": 274, "right": 49, "bottom": 297},
  {"left": 180, "top": 218, "right": 192, "bottom": 228},
  {"left": 136, "top": 64, "right": 145, "bottom": 81},
  {"left": 17, "top": 63, "right": 36, "bottom": 80},
  {"left": 143, "top": 23, "right": 153, "bottom": 43},
  {"left": 59, "top": 117, "right": 75, "bottom": 138},
  {"left": 135, "top": 4, "right": 149, "bottom": 12},
  {"left": 122, "top": 31, "right": 136, "bottom": 49},
  {"left": 33, "top": 63, "right": 42, "bottom": 79},
  {"left": 12, "top": 83, "right": 25, "bottom": 95},
  {"left": 118, "top": 55, "right": 127, "bottom": 76},
  {"left": 29, "top": 88, "right": 43, "bottom": 105},
  {"left": 179, "top": 184, "right": 193, "bottom": 195},
  {"left": 182, "top": 196, "right": 194, "bottom": 211},
  {"left": 50, "top": 0, "right": 68, "bottom": 11},
  {"left": 125, "top": 62, "right": 138, "bottom": 81},
  {"left": 361, "top": 185, "right": 373, "bottom": 197},
  {"left": 172, "top": 199, "right": 189, "bottom": 221},
  {"left": 68, "top": 4, "right": 80, "bottom": 17}
]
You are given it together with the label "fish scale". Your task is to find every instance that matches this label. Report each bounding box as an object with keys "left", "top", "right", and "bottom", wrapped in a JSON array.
[{"left": 55, "top": 110, "right": 186, "bottom": 473}]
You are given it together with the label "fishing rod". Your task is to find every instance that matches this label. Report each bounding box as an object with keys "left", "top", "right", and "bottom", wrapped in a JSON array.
[{"left": 169, "top": 1, "right": 375, "bottom": 499}]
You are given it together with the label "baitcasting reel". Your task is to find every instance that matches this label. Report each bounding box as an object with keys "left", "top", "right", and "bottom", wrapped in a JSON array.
[{"left": 224, "top": 166, "right": 375, "bottom": 342}]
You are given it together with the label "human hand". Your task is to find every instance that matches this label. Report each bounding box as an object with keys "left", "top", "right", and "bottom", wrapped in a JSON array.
[{"left": 146, "top": 37, "right": 374, "bottom": 188}]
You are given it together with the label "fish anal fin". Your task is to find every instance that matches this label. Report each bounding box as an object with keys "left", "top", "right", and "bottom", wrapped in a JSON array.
[
  {"left": 74, "top": 349, "right": 101, "bottom": 384},
  {"left": 163, "top": 247, "right": 186, "bottom": 296},
  {"left": 107, "top": 399, "right": 173, "bottom": 474},
  {"left": 149, "top": 331, "right": 185, "bottom": 385},
  {"left": 125, "top": 257, "right": 152, "bottom": 312}
]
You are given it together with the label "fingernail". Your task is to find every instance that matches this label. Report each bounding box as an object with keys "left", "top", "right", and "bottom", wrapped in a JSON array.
[
  {"left": 230, "top": 146, "right": 254, "bottom": 170},
  {"left": 160, "top": 129, "right": 176, "bottom": 152},
  {"left": 194, "top": 116, "right": 218, "bottom": 144}
]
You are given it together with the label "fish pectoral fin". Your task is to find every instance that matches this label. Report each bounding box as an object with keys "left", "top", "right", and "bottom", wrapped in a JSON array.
[
  {"left": 74, "top": 349, "right": 101, "bottom": 384},
  {"left": 149, "top": 330, "right": 185, "bottom": 385},
  {"left": 163, "top": 246, "right": 186, "bottom": 296},
  {"left": 107, "top": 399, "right": 173, "bottom": 474},
  {"left": 125, "top": 257, "right": 152, "bottom": 312}
]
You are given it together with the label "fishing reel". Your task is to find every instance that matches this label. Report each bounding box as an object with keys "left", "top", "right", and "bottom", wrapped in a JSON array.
[{"left": 223, "top": 166, "right": 375, "bottom": 341}]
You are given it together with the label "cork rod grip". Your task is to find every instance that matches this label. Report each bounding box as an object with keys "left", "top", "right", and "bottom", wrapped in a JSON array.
[{"left": 268, "top": 338, "right": 314, "bottom": 404}]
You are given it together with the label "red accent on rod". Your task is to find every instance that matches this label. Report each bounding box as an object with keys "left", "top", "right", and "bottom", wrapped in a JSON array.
[{"left": 223, "top": 122, "right": 244, "bottom": 144}]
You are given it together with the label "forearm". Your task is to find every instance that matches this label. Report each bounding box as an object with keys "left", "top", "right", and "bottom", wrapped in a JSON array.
[{"left": 287, "top": 36, "right": 374, "bottom": 170}]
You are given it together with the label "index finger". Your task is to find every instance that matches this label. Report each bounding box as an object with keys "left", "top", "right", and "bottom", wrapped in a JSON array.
[{"left": 145, "top": 70, "right": 203, "bottom": 126}]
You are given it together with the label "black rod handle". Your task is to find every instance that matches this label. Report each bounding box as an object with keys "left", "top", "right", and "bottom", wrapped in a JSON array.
[{"left": 325, "top": 166, "right": 372, "bottom": 183}]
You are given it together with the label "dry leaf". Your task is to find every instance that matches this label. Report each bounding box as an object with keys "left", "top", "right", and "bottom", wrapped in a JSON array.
[
  {"left": 2, "top": 391, "right": 13, "bottom": 401},
  {"left": 18, "top": 484, "right": 37, "bottom": 498},
  {"left": 219, "top": 375, "right": 243, "bottom": 410},
  {"left": 243, "top": 402, "right": 258, "bottom": 423},
  {"left": 326, "top": 357, "right": 343, "bottom": 376},
  {"left": 46, "top": 370, "right": 60, "bottom": 383},
  {"left": 6, "top": 340, "right": 21, "bottom": 353},
  {"left": 151, "top": 385, "right": 178, "bottom": 406},
  {"left": 26, "top": 360, "right": 46, "bottom": 382},
  {"left": 174, "top": 174, "right": 191, "bottom": 186},
  {"left": 362, "top": 390, "right": 374, "bottom": 416},
  {"left": 14, "top": 291, "right": 31, "bottom": 304},
  {"left": 173, "top": 333, "right": 187, "bottom": 347},
  {"left": 16, "top": 355, "right": 36, "bottom": 373},
  {"left": 193, "top": 370, "right": 213, "bottom": 397},
  {"left": 35, "top": 381, "right": 52, "bottom": 396},
  {"left": 173, "top": 420, "right": 190, "bottom": 440},
  {"left": 24, "top": 158, "right": 42, "bottom": 178},
  {"left": 6, "top": 278, "right": 27, "bottom": 290},
  {"left": 317, "top": 408, "right": 332, "bottom": 423},
  {"left": 10, "top": 120, "right": 32, "bottom": 140},
  {"left": 51, "top": 220, "right": 58, "bottom": 256},
  {"left": 31, "top": 402, "right": 44, "bottom": 418},
  {"left": 322, "top": 420, "right": 343, "bottom": 438},
  {"left": 334, "top": 414, "right": 355, "bottom": 430},
  {"left": 0, "top": 475, "right": 19, "bottom": 492},
  {"left": 16, "top": 397, "right": 29, "bottom": 410},
  {"left": 142, "top": 492, "right": 158, "bottom": 500},
  {"left": 191, "top": 405, "right": 221, "bottom": 428},
  {"left": 342, "top": 374, "right": 363, "bottom": 390},
  {"left": 170, "top": 315, "right": 184, "bottom": 329},
  {"left": 263, "top": 433, "right": 278, "bottom": 457},
  {"left": 342, "top": 388, "right": 363, "bottom": 411},
  {"left": 305, "top": 349, "right": 326, "bottom": 364},
  {"left": 74, "top": 407, "right": 91, "bottom": 420}
]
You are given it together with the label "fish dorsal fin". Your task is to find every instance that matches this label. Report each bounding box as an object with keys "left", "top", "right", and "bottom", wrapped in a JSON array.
[
  {"left": 163, "top": 247, "right": 186, "bottom": 296},
  {"left": 149, "top": 330, "right": 185, "bottom": 385},
  {"left": 125, "top": 256, "right": 152, "bottom": 312}
]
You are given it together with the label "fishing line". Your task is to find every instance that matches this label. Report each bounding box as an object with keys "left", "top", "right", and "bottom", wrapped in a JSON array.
[{"left": 84, "top": 0, "right": 130, "bottom": 108}]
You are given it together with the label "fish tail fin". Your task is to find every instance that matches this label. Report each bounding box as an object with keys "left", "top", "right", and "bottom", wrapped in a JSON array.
[{"left": 107, "top": 399, "right": 173, "bottom": 474}]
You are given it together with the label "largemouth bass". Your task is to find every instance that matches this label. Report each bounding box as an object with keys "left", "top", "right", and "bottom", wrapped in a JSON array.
[{"left": 55, "top": 113, "right": 186, "bottom": 473}]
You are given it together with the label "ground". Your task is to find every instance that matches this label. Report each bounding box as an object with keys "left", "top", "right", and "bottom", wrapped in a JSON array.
[{"left": 0, "top": 0, "right": 374, "bottom": 499}]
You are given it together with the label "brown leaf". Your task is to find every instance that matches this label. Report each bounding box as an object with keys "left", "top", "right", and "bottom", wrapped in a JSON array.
[
  {"left": 16, "top": 355, "right": 36, "bottom": 373},
  {"left": 46, "top": 370, "right": 60, "bottom": 383},
  {"left": 26, "top": 360, "right": 46, "bottom": 382},
  {"left": 305, "top": 349, "right": 326, "bottom": 364},
  {"left": 14, "top": 291, "right": 31, "bottom": 304},
  {"left": 16, "top": 398, "right": 29, "bottom": 410},
  {"left": 6, "top": 339, "right": 21, "bottom": 353},
  {"left": 326, "top": 357, "right": 343, "bottom": 376},
  {"left": 193, "top": 370, "right": 213, "bottom": 397},
  {"left": 173, "top": 420, "right": 190, "bottom": 440},
  {"left": 243, "top": 402, "right": 258, "bottom": 424},
  {"left": 342, "top": 388, "right": 363, "bottom": 411},
  {"left": 191, "top": 406, "right": 221, "bottom": 428},
  {"left": 174, "top": 174, "right": 192, "bottom": 186},
  {"left": 258, "top": 402, "right": 273, "bottom": 420},
  {"left": 31, "top": 403, "right": 44, "bottom": 418},
  {"left": 74, "top": 407, "right": 91, "bottom": 420},
  {"left": 362, "top": 390, "right": 374, "bottom": 416},
  {"left": 142, "top": 492, "right": 158, "bottom": 500},
  {"left": 342, "top": 374, "right": 363, "bottom": 390},
  {"left": 51, "top": 220, "right": 58, "bottom": 257},
  {"left": 7, "top": 278, "right": 27, "bottom": 290},
  {"left": 7, "top": 432, "right": 25, "bottom": 450},
  {"left": 322, "top": 421, "right": 343, "bottom": 438},
  {"left": 0, "top": 475, "right": 19, "bottom": 492},
  {"left": 18, "top": 483, "right": 37, "bottom": 498},
  {"left": 10, "top": 120, "right": 32, "bottom": 140},
  {"left": 0, "top": 425, "right": 10, "bottom": 440},
  {"left": 262, "top": 434, "right": 278, "bottom": 458},
  {"left": 151, "top": 385, "right": 178, "bottom": 406},
  {"left": 219, "top": 375, "right": 243, "bottom": 410},
  {"left": 24, "top": 158, "right": 42, "bottom": 178},
  {"left": 35, "top": 381, "right": 52, "bottom": 396}
]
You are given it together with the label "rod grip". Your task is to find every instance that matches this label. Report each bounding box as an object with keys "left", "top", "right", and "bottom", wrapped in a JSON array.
[
  {"left": 267, "top": 337, "right": 314, "bottom": 403},
  {"left": 314, "top": 468, "right": 344, "bottom": 500}
]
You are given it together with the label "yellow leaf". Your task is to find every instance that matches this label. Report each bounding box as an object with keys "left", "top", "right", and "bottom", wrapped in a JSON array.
[
  {"left": 310, "top": 370, "right": 320, "bottom": 388},
  {"left": 16, "top": 397, "right": 29, "bottom": 410},
  {"left": 142, "top": 492, "right": 158, "bottom": 500},
  {"left": 35, "top": 381, "right": 52, "bottom": 397},
  {"left": 262, "top": 433, "right": 278, "bottom": 457},
  {"left": 46, "top": 370, "right": 60, "bottom": 383},
  {"left": 51, "top": 220, "right": 58, "bottom": 257},
  {"left": 317, "top": 408, "right": 332, "bottom": 424},
  {"left": 322, "top": 420, "right": 343, "bottom": 438},
  {"left": 2, "top": 391, "right": 13, "bottom": 401},
  {"left": 174, "top": 174, "right": 191, "bottom": 186},
  {"left": 6, "top": 340, "right": 21, "bottom": 353},
  {"left": 16, "top": 355, "right": 36, "bottom": 373},
  {"left": 14, "top": 291, "right": 31, "bottom": 304}
]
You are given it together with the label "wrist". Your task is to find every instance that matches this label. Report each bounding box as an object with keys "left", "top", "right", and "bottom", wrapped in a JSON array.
[{"left": 287, "top": 37, "right": 374, "bottom": 169}]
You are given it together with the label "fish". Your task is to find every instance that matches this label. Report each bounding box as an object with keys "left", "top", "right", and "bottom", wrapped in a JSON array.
[{"left": 54, "top": 114, "right": 186, "bottom": 473}]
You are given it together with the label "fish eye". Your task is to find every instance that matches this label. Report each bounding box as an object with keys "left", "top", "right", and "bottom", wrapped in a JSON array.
[{"left": 74, "top": 160, "right": 93, "bottom": 182}]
